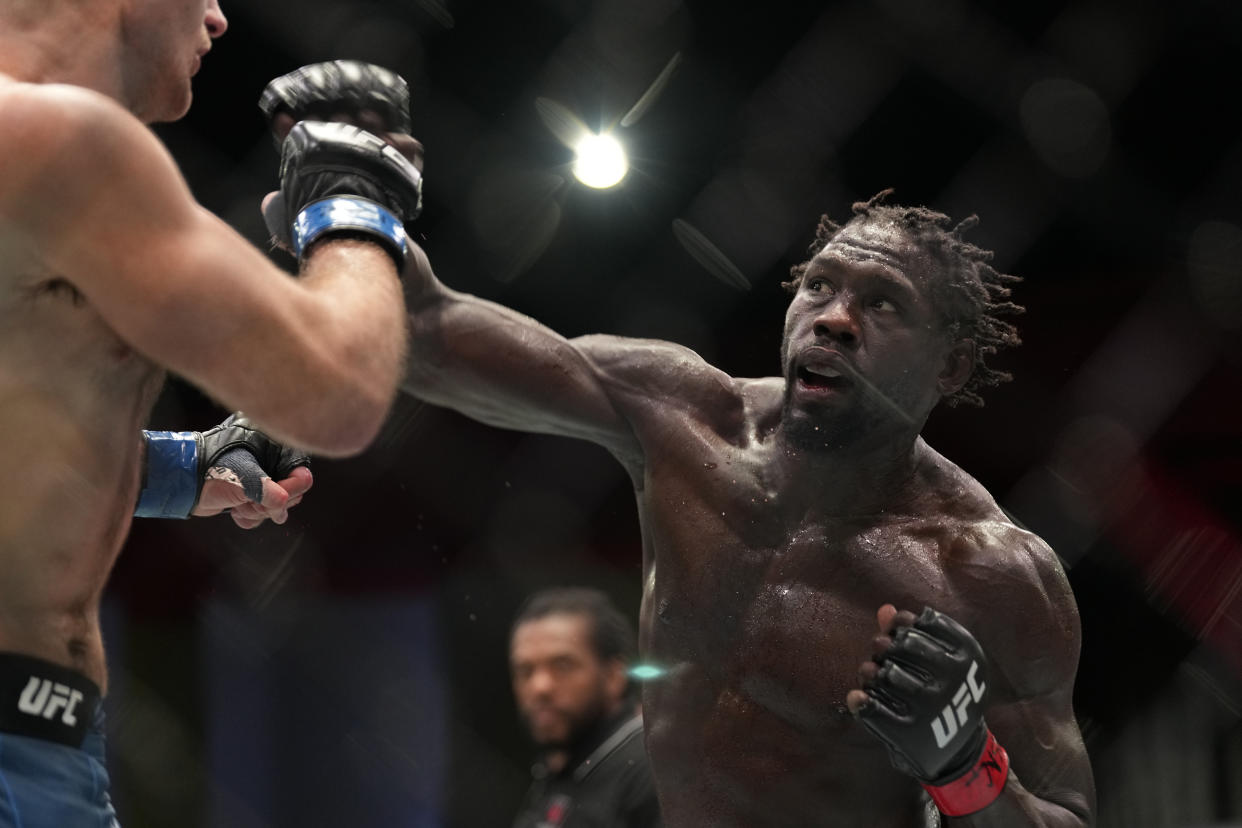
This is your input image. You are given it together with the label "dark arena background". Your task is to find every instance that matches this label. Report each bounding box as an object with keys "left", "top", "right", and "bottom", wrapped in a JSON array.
[{"left": 110, "top": 0, "right": 1241, "bottom": 825}]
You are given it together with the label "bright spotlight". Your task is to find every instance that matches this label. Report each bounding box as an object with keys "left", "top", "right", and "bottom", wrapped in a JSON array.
[{"left": 572, "top": 132, "right": 628, "bottom": 188}]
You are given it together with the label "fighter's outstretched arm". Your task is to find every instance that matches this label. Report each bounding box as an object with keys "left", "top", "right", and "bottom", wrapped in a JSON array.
[
  {"left": 0, "top": 82, "right": 407, "bottom": 456},
  {"left": 255, "top": 60, "right": 710, "bottom": 463},
  {"left": 401, "top": 243, "right": 674, "bottom": 463}
]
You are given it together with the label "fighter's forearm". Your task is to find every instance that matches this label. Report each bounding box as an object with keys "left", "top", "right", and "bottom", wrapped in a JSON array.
[
  {"left": 399, "top": 251, "right": 632, "bottom": 447},
  {"left": 401, "top": 282, "right": 574, "bottom": 418},
  {"left": 945, "top": 771, "right": 1092, "bottom": 828},
  {"left": 398, "top": 248, "right": 470, "bottom": 400},
  {"left": 293, "top": 238, "right": 408, "bottom": 443}
]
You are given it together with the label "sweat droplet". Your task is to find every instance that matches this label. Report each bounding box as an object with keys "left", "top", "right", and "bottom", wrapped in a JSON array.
[{"left": 703, "top": 462, "right": 717, "bottom": 470}]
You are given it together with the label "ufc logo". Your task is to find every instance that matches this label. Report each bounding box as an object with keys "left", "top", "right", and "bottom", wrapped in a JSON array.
[
  {"left": 931, "top": 660, "right": 985, "bottom": 749},
  {"left": 17, "top": 677, "right": 85, "bottom": 726}
]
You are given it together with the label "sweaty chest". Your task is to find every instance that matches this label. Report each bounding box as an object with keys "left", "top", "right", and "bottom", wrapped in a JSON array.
[{"left": 638, "top": 449, "right": 959, "bottom": 729}]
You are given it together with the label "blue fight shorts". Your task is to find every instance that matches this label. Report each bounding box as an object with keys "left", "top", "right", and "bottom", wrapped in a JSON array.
[{"left": 0, "top": 653, "right": 119, "bottom": 828}]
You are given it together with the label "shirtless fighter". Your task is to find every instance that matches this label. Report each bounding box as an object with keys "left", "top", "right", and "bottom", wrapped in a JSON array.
[
  {"left": 259, "top": 65, "right": 1096, "bottom": 824},
  {"left": 0, "top": 2, "right": 423, "bottom": 823},
  {"left": 397, "top": 192, "right": 1096, "bottom": 824}
]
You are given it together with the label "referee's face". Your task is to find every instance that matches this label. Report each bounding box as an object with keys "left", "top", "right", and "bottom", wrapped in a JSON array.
[{"left": 511, "top": 613, "right": 626, "bottom": 748}]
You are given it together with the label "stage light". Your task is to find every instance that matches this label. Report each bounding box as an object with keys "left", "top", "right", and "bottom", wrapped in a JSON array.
[{"left": 572, "top": 132, "right": 628, "bottom": 188}]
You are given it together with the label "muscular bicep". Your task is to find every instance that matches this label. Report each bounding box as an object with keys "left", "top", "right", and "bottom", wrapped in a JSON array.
[
  {"left": 403, "top": 246, "right": 712, "bottom": 461},
  {"left": 971, "top": 537, "right": 1097, "bottom": 821},
  {"left": 0, "top": 84, "right": 406, "bottom": 453}
]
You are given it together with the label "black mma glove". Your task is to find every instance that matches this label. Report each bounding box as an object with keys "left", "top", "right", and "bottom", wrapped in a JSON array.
[
  {"left": 257, "top": 61, "right": 422, "bottom": 268},
  {"left": 135, "top": 413, "right": 310, "bottom": 519},
  {"left": 258, "top": 59, "right": 412, "bottom": 134},
  {"left": 263, "top": 121, "right": 423, "bottom": 267},
  {"left": 855, "top": 607, "right": 1011, "bottom": 816},
  {"left": 197, "top": 413, "right": 311, "bottom": 503}
]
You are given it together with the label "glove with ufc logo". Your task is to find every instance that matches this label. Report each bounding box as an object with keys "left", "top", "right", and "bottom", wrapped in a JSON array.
[{"left": 852, "top": 606, "right": 1011, "bottom": 817}]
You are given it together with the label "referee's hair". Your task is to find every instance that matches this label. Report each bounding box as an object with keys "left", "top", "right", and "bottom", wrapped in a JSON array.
[{"left": 512, "top": 587, "right": 637, "bottom": 667}]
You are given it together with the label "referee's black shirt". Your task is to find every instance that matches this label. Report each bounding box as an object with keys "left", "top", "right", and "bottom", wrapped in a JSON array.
[{"left": 512, "top": 703, "right": 662, "bottom": 828}]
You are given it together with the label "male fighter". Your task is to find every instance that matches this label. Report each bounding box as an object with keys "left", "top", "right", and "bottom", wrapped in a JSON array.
[
  {"left": 262, "top": 69, "right": 1094, "bottom": 824},
  {"left": 0, "top": 2, "right": 423, "bottom": 823},
  {"left": 398, "top": 196, "right": 1095, "bottom": 825}
]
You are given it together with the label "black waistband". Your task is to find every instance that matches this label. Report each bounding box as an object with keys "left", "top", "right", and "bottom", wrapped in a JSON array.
[{"left": 0, "top": 653, "right": 101, "bottom": 748}]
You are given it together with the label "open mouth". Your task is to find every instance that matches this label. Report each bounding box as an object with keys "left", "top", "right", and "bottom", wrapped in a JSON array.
[{"left": 797, "top": 364, "right": 853, "bottom": 391}]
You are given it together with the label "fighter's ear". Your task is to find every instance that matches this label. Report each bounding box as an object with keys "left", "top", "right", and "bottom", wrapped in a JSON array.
[
  {"left": 937, "top": 338, "right": 975, "bottom": 397},
  {"left": 604, "top": 658, "right": 629, "bottom": 701}
]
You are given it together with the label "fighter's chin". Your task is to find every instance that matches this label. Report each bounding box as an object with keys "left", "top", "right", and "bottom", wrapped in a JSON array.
[
  {"left": 165, "top": 89, "right": 193, "bottom": 122},
  {"left": 781, "top": 409, "right": 856, "bottom": 452},
  {"left": 135, "top": 96, "right": 190, "bottom": 125},
  {"left": 780, "top": 388, "right": 867, "bottom": 452},
  {"left": 149, "top": 79, "right": 194, "bottom": 123}
]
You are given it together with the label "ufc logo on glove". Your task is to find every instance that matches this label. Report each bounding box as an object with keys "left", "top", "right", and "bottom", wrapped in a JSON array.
[
  {"left": 856, "top": 608, "right": 1011, "bottom": 817},
  {"left": 931, "top": 659, "right": 985, "bottom": 748}
]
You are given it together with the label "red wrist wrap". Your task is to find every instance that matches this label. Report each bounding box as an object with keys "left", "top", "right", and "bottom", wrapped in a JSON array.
[{"left": 922, "top": 728, "right": 1010, "bottom": 817}]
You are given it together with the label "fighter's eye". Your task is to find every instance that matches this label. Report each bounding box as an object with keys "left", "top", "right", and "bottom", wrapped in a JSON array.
[
  {"left": 870, "top": 297, "right": 897, "bottom": 312},
  {"left": 806, "top": 278, "right": 832, "bottom": 294}
]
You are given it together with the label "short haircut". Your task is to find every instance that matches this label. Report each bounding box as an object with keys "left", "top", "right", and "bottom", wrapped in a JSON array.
[
  {"left": 511, "top": 587, "right": 637, "bottom": 666},
  {"left": 784, "top": 189, "right": 1024, "bottom": 407}
]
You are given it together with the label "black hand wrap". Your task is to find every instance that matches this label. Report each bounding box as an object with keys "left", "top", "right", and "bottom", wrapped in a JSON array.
[
  {"left": 856, "top": 607, "right": 992, "bottom": 784},
  {"left": 258, "top": 60, "right": 422, "bottom": 268},
  {"left": 259, "top": 60, "right": 412, "bottom": 134},
  {"left": 198, "top": 413, "right": 310, "bottom": 505}
]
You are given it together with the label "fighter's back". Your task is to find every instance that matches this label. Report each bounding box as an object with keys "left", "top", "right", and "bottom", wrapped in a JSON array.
[{"left": 0, "top": 74, "right": 165, "bottom": 690}]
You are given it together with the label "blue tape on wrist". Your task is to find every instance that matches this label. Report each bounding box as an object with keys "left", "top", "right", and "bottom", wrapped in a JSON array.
[
  {"left": 292, "top": 197, "right": 408, "bottom": 264},
  {"left": 134, "top": 431, "right": 200, "bottom": 519}
]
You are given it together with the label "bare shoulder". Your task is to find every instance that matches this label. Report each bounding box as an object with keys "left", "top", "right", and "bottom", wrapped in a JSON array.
[
  {"left": 0, "top": 78, "right": 173, "bottom": 222},
  {"left": 957, "top": 525, "right": 1079, "bottom": 701},
  {"left": 950, "top": 515, "right": 1077, "bottom": 629},
  {"left": 572, "top": 334, "right": 751, "bottom": 419},
  {"left": 0, "top": 79, "right": 117, "bottom": 172},
  {"left": 918, "top": 448, "right": 1080, "bottom": 695},
  {"left": 920, "top": 443, "right": 1067, "bottom": 591}
]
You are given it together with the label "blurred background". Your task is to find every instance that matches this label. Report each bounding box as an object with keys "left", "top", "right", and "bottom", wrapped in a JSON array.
[{"left": 110, "top": 0, "right": 1240, "bottom": 825}]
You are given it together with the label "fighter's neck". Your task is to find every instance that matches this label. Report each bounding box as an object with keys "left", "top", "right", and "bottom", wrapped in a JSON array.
[
  {"left": 0, "top": 13, "right": 126, "bottom": 104},
  {"left": 770, "top": 429, "right": 935, "bottom": 520}
]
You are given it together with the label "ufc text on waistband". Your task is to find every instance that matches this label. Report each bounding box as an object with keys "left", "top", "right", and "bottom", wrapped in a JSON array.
[{"left": 0, "top": 653, "right": 101, "bottom": 748}]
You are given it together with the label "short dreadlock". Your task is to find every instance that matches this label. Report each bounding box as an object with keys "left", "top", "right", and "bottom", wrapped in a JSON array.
[{"left": 783, "top": 189, "right": 1023, "bottom": 407}]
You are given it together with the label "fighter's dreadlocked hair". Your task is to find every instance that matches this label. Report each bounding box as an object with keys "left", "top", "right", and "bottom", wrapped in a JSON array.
[{"left": 783, "top": 189, "right": 1023, "bottom": 407}]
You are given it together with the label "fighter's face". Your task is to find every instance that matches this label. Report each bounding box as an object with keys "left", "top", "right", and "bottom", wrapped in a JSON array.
[
  {"left": 510, "top": 614, "right": 622, "bottom": 749},
  {"left": 779, "top": 220, "right": 972, "bottom": 449},
  {"left": 121, "top": 0, "right": 227, "bottom": 123}
]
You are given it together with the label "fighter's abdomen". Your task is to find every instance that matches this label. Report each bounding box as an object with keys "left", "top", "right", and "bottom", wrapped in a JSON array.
[{"left": 0, "top": 273, "right": 164, "bottom": 685}]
